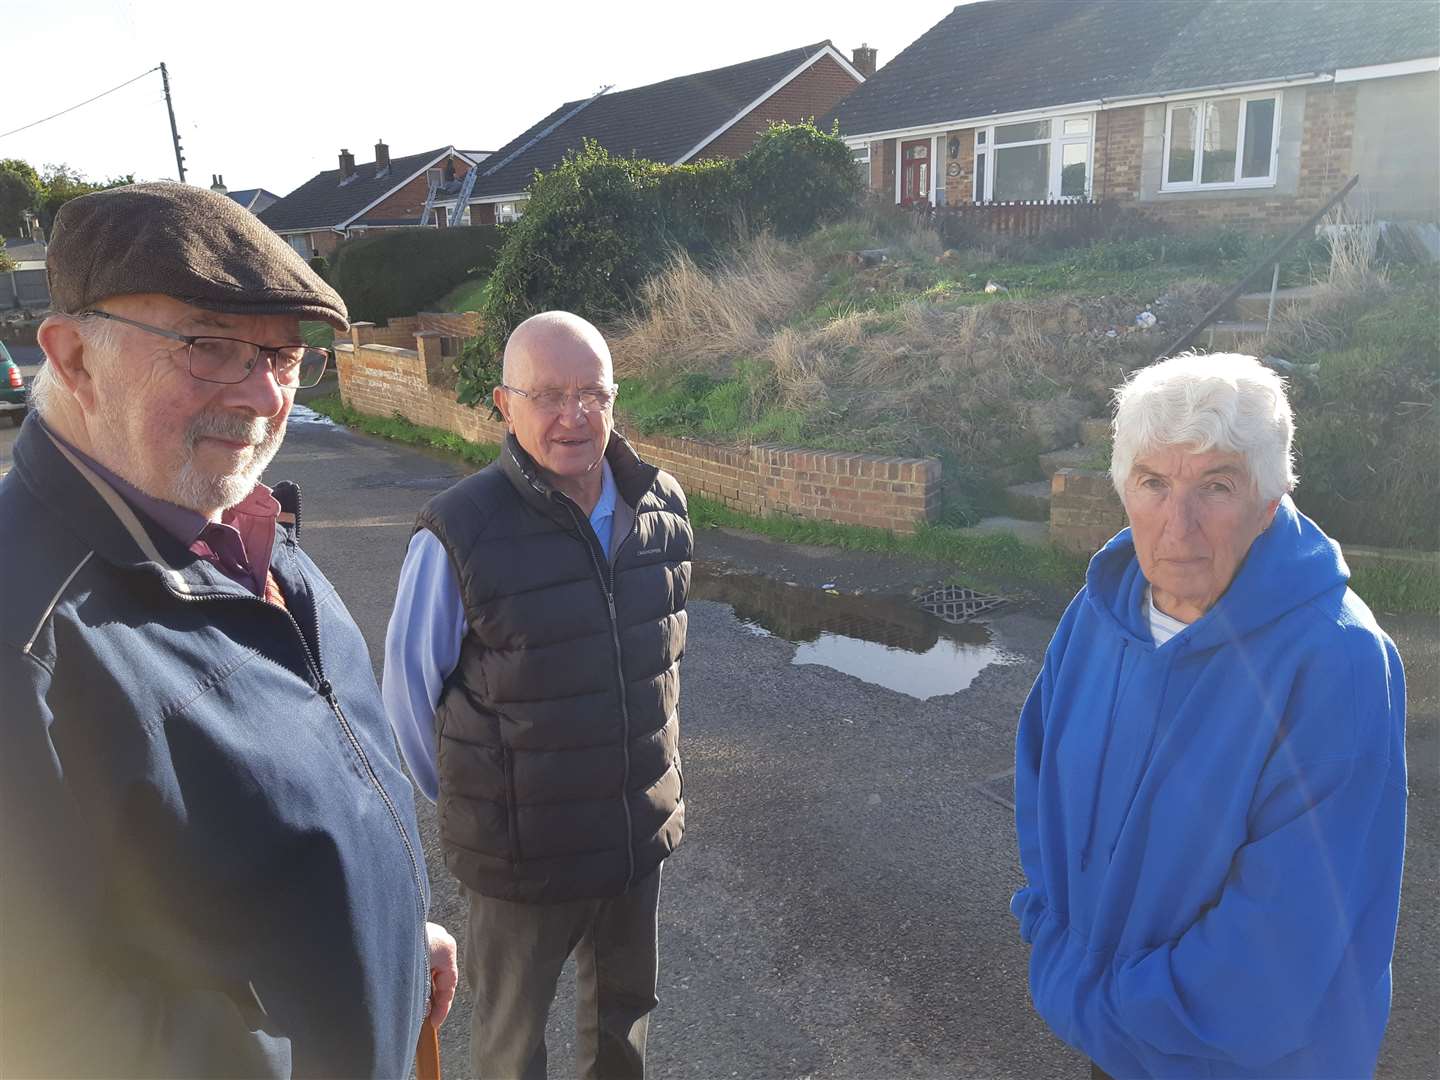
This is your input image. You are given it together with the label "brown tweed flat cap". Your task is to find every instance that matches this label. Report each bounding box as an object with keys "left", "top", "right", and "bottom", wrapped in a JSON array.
[{"left": 48, "top": 181, "right": 348, "bottom": 331}]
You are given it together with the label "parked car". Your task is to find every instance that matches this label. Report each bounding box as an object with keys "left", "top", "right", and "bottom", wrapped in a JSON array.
[{"left": 0, "top": 341, "right": 30, "bottom": 426}]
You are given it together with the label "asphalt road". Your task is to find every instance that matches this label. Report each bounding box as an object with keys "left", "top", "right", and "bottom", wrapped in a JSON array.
[{"left": 2, "top": 402, "right": 1435, "bottom": 1079}]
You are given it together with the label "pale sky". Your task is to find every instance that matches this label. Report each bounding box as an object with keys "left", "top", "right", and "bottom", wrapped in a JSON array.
[{"left": 3, "top": 0, "right": 958, "bottom": 198}]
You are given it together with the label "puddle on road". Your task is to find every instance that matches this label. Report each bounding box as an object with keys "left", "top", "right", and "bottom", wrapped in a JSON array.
[
  {"left": 690, "top": 565, "right": 1011, "bottom": 700},
  {"left": 286, "top": 403, "right": 336, "bottom": 427}
]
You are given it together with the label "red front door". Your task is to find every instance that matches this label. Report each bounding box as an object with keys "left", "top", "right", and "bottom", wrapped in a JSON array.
[{"left": 900, "top": 139, "right": 931, "bottom": 206}]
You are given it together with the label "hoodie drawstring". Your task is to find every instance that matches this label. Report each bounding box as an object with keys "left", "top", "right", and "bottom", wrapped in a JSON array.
[
  {"left": 1080, "top": 639, "right": 1128, "bottom": 871},
  {"left": 1109, "top": 640, "right": 1184, "bottom": 860}
]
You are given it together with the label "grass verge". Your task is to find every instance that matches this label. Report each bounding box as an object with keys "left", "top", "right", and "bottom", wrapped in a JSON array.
[
  {"left": 305, "top": 394, "right": 500, "bottom": 467},
  {"left": 1349, "top": 562, "right": 1440, "bottom": 618}
]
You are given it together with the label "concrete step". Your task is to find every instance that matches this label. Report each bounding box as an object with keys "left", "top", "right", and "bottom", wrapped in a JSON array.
[
  {"left": 1233, "top": 284, "right": 1321, "bottom": 323},
  {"left": 964, "top": 515, "right": 1051, "bottom": 546},
  {"left": 1004, "top": 480, "right": 1053, "bottom": 522},
  {"left": 1038, "top": 445, "right": 1099, "bottom": 478},
  {"left": 1205, "top": 320, "right": 1269, "bottom": 350},
  {"left": 1079, "top": 417, "right": 1111, "bottom": 449}
]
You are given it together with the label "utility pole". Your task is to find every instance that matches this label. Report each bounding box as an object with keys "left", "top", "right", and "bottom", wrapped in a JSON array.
[{"left": 160, "top": 62, "right": 186, "bottom": 183}]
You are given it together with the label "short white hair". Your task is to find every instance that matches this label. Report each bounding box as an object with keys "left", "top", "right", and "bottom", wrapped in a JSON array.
[
  {"left": 1110, "top": 352, "right": 1297, "bottom": 501},
  {"left": 29, "top": 315, "right": 122, "bottom": 419}
]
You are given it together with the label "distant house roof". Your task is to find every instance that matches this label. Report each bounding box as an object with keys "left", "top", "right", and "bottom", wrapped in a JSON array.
[
  {"left": 260, "top": 146, "right": 473, "bottom": 232},
  {"left": 225, "top": 188, "right": 279, "bottom": 212},
  {"left": 461, "top": 42, "right": 860, "bottom": 201},
  {"left": 828, "top": 0, "right": 1440, "bottom": 137},
  {"left": 1, "top": 236, "right": 47, "bottom": 269}
]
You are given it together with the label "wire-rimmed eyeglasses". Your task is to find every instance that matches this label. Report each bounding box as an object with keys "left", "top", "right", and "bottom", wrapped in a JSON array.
[
  {"left": 501, "top": 384, "right": 617, "bottom": 415},
  {"left": 79, "top": 310, "right": 331, "bottom": 389}
]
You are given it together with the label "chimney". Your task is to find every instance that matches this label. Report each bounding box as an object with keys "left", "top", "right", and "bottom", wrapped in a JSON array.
[
  {"left": 374, "top": 139, "right": 390, "bottom": 169},
  {"left": 339, "top": 148, "right": 356, "bottom": 179},
  {"left": 210, "top": 174, "right": 227, "bottom": 194},
  {"left": 852, "top": 44, "right": 877, "bottom": 78}
]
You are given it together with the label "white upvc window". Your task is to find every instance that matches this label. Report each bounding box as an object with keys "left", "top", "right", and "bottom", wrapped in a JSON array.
[
  {"left": 286, "top": 234, "right": 314, "bottom": 258},
  {"left": 494, "top": 200, "right": 525, "bottom": 223},
  {"left": 851, "top": 144, "right": 871, "bottom": 185},
  {"left": 973, "top": 114, "right": 1093, "bottom": 202},
  {"left": 1162, "top": 91, "right": 1282, "bottom": 191}
]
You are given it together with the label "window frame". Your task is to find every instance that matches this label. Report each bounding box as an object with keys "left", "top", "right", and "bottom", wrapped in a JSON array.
[
  {"left": 1161, "top": 90, "right": 1283, "bottom": 192},
  {"left": 852, "top": 143, "right": 871, "bottom": 186},
  {"left": 973, "top": 113, "right": 1094, "bottom": 203}
]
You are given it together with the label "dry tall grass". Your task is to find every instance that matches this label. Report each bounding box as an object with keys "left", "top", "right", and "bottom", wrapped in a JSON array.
[
  {"left": 612, "top": 233, "right": 815, "bottom": 377},
  {"left": 1258, "top": 203, "right": 1390, "bottom": 357},
  {"left": 614, "top": 230, "right": 1155, "bottom": 461}
]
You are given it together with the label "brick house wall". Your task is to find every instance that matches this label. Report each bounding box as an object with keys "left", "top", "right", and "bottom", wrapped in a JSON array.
[
  {"left": 1092, "top": 107, "right": 1144, "bottom": 204},
  {"left": 943, "top": 128, "right": 974, "bottom": 206},
  {"left": 367, "top": 153, "right": 475, "bottom": 222},
  {"left": 1095, "top": 85, "right": 1357, "bottom": 230},
  {"left": 334, "top": 338, "right": 941, "bottom": 534},
  {"left": 864, "top": 81, "right": 1366, "bottom": 232},
  {"left": 699, "top": 54, "right": 863, "bottom": 160}
]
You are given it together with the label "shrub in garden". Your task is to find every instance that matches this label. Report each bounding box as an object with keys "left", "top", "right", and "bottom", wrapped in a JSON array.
[
  {"left": 328, "top": 225, "right": 503, "bottom": 324},
  {"left": 457, "top": 123, "right": 859, "bottom": 403}
]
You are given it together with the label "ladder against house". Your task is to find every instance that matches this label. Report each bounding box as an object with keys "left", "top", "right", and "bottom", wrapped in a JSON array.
[
  {"left": 448, "top": 166, "right": 481, "bottom": 226},
  {"left": 418, "top": 168, "right": 444, "bottom": 226}
]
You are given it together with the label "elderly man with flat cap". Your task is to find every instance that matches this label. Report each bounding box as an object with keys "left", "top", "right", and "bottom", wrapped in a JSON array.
[
  {"left": 0, "top": 182, "right": 457, "bottom": 1078},
  {"left": 383, "top": 311, "right": 692, "bottom": 1079}
]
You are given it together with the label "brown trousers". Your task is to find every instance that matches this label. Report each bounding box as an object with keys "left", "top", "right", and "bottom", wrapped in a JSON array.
[{"left": 465, "top": 868, "right": 662, "bottom": 1080}]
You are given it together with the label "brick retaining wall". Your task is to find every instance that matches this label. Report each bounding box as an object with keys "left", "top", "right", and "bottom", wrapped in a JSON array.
[{"left": 334, "top": 339, "right": 941, "bottom": 533}]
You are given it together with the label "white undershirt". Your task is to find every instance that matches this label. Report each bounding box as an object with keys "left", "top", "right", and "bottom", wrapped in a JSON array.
[{"left": 1146, "top": 586, "right": 1189, "bottom": 647}]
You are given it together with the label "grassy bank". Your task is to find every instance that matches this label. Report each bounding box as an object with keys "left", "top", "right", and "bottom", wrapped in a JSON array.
[{"left": 304, "top": 394, "right": 500, "bottom": 467}]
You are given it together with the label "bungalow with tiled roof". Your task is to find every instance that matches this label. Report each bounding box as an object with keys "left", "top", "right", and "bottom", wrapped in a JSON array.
[
  {"left": 258, "top": 142, "right": 493, "bottom": 259},
  {"left": 436, "top": 41, "right": 870, "bottom": 225},
  {"left": 826, "top": 0, "right": 1439, "bottom": 229}
]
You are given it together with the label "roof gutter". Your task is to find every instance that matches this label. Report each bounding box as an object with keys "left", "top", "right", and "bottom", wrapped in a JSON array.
[{"left": 840, "top": 72, "right": 1332, "bottom": 143}]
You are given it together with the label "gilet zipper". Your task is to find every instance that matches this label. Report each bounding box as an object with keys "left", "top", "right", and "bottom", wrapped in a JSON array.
[{"left": 561, "top": 496, "right": 640, "bottom": 890}]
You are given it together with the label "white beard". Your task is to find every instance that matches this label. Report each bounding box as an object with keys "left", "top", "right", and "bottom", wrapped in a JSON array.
[{"left": 169, "top": 410, "right": 286, "bottom": 512}]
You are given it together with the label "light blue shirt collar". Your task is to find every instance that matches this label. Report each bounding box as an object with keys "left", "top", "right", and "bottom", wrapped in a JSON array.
[{"left": 589, "top": 458, "right": 618, "bottom": 558}]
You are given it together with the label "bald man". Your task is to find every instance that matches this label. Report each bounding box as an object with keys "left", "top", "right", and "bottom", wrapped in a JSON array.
[{"left": 382, "top": 312, "right": 693, "bottom": 1079}]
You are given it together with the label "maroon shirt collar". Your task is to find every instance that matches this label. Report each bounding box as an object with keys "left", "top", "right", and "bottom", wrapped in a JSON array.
[{"left": 41, "top": 420, "right": 278, "bottom": 596}]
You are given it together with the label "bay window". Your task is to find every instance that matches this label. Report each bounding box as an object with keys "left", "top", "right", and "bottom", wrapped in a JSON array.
[
  {"left": 973, "top": 114, "right": 1093, "bottom": 202},
  {"left": 1163, "top": 92, "right": 1280, "bottom": 190}
]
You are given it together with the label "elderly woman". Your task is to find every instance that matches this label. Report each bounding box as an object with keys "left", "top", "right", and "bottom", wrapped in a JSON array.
[{"left": 1013, "top": 353, "right": 1406, "bottom": 1079}]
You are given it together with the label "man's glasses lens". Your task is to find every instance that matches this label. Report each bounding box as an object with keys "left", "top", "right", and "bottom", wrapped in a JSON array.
[
  {"left": 189, "top": 339, "right": 330, "bottom": 389},
  {"left": 528, "top": 388, "right": 615, "bottom": 413}
]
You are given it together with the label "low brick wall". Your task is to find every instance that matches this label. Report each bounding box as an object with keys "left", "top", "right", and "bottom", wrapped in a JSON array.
[
  {"left": 334, "top": 340, "right": 941, "bottom": 533},
  {"left": 1049, "top": 467, "right": 1127, "bottom": 555}
]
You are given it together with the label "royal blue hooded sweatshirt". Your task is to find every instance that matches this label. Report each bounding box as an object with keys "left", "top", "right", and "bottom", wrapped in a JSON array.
[{"left": 1013, "top": 497, "right": 1406, "bottom": 1078}]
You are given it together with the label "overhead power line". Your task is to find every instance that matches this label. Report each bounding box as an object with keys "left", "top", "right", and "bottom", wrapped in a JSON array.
[{"left": 0, "top": 67, "right": 160, "bottom": 140}]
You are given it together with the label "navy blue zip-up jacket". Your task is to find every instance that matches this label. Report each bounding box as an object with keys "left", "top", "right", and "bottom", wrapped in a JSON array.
[{"left": 0, "top": 418, "right": 431, "bottom": 1078}]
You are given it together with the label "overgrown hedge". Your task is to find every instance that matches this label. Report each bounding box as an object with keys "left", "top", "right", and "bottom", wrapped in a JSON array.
[
  {"left": 456, "top": 122, "right": 860, "bottom": 402},
  {"left": 329, "top": 226, "right": 504, "bottom": 324}
]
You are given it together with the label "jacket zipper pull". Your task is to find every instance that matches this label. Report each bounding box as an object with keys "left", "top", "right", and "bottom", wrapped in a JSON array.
[{"left": 317, "top": 677, "right": 335, "bottom": 702}]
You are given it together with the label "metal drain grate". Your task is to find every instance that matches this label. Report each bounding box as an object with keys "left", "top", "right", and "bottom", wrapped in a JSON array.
[{"left": 918, "top": 585, "right": 1008, "bottom": 623}]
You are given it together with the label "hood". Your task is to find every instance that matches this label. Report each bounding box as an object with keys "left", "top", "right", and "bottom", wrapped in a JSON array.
[{"left": 1083, "top": 496, "right": 1349, "bottom": 649}]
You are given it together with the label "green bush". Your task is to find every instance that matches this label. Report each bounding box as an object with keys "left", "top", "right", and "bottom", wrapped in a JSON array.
[
  {"left": 733, "top": 120, "right": 862, "bottom": 240},
  {"left": 329, "top": 226, "right": 504, "bottom": 324},
  {"left": 457, "top": 124, "right": 859, "bottom": 403}
]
